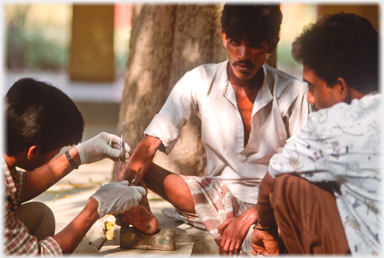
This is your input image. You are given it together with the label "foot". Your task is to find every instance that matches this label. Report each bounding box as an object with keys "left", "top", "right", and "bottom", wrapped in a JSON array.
[
  {"left": 114, "top": 179, "right": 159, "bottom": 235},
  {"left": 115, "top": 202, "right": 159, "bottom": 235}
]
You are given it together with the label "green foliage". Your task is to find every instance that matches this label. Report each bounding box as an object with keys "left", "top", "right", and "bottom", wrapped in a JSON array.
[
  {"left": 25, "top": 28, "right": 67, "bottom": 70},
  {"left": 6, "top": 6, "right": 28, "bottom": 69},
  {"left": 6, "top": 5, "right": 68, "bottom": 71},
  {"left": 115, "top": 51, "right": 129, "bottom": 72},
  {"left": 276, "top": 44, "right": 303, "bottom": 79},
  {"left": 277, "top": 44, "right": 296, "bottom": 68}
]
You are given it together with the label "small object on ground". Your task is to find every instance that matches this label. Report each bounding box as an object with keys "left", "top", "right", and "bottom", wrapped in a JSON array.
[{"left": 120, "top": 227, "right": 175, "bottom": 251}]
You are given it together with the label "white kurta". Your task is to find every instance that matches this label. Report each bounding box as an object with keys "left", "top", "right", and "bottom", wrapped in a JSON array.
[
  {"left": 269, "top": 93, "right": 381, "bottom": 256},
  {"left": 145, "top": 61, "right": 309, "bottom": 204}
]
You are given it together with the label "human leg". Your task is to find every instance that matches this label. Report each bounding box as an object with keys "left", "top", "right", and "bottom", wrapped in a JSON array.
[
  {"left": 177, "top": 176, "right": 255, "bottom": 255},
  {"left": 115, "top": 162, "right": 195, "bottom": 234},
  {"left": 16, "top": 202, "right": 55, "bottom": 241},
  {"left": 143, "top": 162, "right": 196, "bottom": 213},
  {"left": 270, "top": 174, "right": 350, "bottom": 254}
]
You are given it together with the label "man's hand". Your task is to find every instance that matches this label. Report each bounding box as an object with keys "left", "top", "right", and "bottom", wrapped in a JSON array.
[
  {"left": 251, "top": 228, "right": 280, "bottom": 256},
  {"left": 90, "top": 180, "right": 146, "bottom": 218},
  {"left": 217, "top": 206, "right": 258, "bottom": 255},
  {"left": 76, "top": 132, "right": 130, "bottom": 164}
]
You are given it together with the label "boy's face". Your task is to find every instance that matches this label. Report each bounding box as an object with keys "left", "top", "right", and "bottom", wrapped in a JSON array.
[
  {"left": 221, "top": 31, "right": 278, "bottom": 81},
  {"left": 303, "top": 65, "right": 343, "bottom": 110}
]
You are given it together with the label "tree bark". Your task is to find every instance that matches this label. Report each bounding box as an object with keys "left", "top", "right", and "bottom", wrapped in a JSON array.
[{"left": 116, "top": 3, "right": 277, "bottom": 180}]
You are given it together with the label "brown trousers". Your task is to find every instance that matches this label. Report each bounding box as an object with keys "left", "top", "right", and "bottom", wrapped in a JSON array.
[
  {"left": 270, "top": 174, "right": 350, "bottom": 254},
  {"left": 16, "top": 202, "right": 56, "bottom": 241}
]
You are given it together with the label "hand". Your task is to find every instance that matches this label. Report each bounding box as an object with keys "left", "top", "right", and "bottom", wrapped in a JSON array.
[
  {"left": 76, "top": 132, "right": 130, "bottom": 164},
  {"left": 90, "top": 180, "right": 146, "bottom": 218},
  {"left": 251, "top": 227, "right": 280, "bottom": 256},
  {"left": 217, "top": 215, "right": 254, "bottom": 255}
]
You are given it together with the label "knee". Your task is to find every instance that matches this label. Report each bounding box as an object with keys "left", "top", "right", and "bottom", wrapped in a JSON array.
[
  {"left": 274, "top": 173, "right": 301, "bottom": 186},
  {"left": 17, "top": 202, "right": 56, "bottom": 240},
  {"left": 270, "top": 174, "right": 308, "bottom": 211},
  {"left": 33, "top": 202, "right": 56, "bottom": 233},
  {"left": 272, "top": 173, "right": 307, "bottom": 197},
  {"left": 30, "top": 202, "right": 54, "bottom": 219},
  {"left": 36, "top": 202, "right": 56, "bottom": 239},
  {"left": 38, "top": 202, "right": 55, "bottom": 223}
]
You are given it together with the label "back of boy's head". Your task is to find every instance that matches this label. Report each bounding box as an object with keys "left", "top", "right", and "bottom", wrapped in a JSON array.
[
  {"left": 292, "top": 12, "right": 378, "bottom": 94},
  {"left": 5, "top": 78, "right": 84, "bottom": 156},
  {"left": 221, "top": 4, "right": 282, "bottom": 42}
]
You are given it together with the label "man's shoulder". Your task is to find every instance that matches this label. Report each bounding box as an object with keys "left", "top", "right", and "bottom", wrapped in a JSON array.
[
  {"left": 329, "top": 92, "right": 379, "bottom": 114},
  {"left": 308, "top": 93, "right": 380, "bottom": 129}
]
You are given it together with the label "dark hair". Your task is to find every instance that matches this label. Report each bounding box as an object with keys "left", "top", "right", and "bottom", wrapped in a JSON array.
[
  {"left": 221, "top": 4, "right": 282, "bottom": 42},
  {"left": 292, "top": 12, "right": 378, "bottom": 93},
  {"left": 5, "top": 78, "right": 84, "bottom": 155}
]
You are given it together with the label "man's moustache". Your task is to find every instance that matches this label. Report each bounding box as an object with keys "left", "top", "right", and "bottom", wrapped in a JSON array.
[{"left": 232, "top": 61, "right": 254, "bottom": 67}]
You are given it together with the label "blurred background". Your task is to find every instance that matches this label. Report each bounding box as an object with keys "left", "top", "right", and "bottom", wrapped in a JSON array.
[
  {"left": 4, "top": 3, "right": 134, "bottom": 141},
  {"left": 3, "top": 3, "right": 380, "bottom": 178}
]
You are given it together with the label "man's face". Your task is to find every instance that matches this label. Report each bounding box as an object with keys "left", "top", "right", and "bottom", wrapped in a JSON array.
[
  {"left": 303, "top": 65, "right": 342, "bottom": 111},
  {"left": 221, "top": 31, "right": 277, "bottom": 80}
]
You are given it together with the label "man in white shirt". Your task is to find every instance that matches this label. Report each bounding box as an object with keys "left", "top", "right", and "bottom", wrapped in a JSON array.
[
  {"left": 253, "top": 12, "right": 380, "bottom": 256},
  {"left": 117, "top": 4, "right": 309, "bottom": 255}
]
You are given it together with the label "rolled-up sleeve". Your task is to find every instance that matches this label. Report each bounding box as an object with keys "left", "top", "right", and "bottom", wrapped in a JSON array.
[
  {"left": 144, "top": 71, "right": 198, "bottom": 154},
  {"left": 39, "top": 237, "right": 62, "bottom": 256},
  {"left": 144, "top": 114, "right": 181, "bottom": 154}
]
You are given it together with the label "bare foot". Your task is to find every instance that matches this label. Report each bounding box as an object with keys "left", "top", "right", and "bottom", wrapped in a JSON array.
[
  {"left": 115, "top": 202, "right": 159, "bottom": 235},
  {"left": 114, "top": 177, "right": 159, "bottom": 235}
]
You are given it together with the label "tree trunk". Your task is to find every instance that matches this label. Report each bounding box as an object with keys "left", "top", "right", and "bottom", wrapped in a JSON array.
[{"left": 115, "top": 3, "right": 277, "bottom": 180}]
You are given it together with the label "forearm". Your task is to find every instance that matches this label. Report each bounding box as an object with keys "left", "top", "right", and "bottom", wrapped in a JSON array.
[
  {"left": 238, "top": 204, "right": 259, "bottom": 226},
  {"left": 257, "top": 172, "right": 276, "bottom": 226},
  {"left": 53, "top": 198, "right": 99, "bottom": 254},
  {"left": 24, "top": 147, "right": 80, "bottom": 201},
  {"left": 123, "top": 135, "right": 162, "bottom": 184}
]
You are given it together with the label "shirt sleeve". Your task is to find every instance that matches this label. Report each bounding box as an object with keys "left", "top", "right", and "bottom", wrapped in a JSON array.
[
  {"left": 144, "top": 70, "right": 198, "bottom": 154},
  {"left": 268, "top": 112, "right": 338, "bottom": 183}
]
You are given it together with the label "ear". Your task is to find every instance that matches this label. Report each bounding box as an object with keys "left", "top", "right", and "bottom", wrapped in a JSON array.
[
  {"left": 334, "top": 77, "right": 350, "bottom": 103},
  {"left": 267, "top": 37, "right": 280, "bottom": 54},
  {"left": 26, "top": 145, "right": 40, "bottom": 160},
  {"left": 221, "top": 30, "right": 228, "bottom": 49}
]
